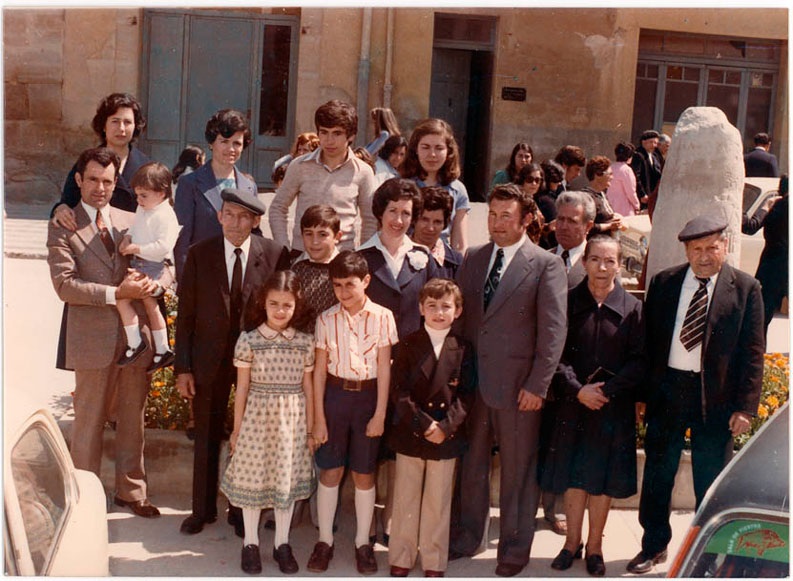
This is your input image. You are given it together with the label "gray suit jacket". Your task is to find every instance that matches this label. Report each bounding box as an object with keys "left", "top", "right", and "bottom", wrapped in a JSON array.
[
  {"left": 456, "top": 237, "right": 568, "bottom": 409},
  {"left": 550, "top": 245, "right": 586, "bottom": 289}
]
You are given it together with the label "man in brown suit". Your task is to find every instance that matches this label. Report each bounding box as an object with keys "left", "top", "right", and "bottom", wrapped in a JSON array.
[{"left": 47, "top": 147, "right": 160, "bottom": 517}]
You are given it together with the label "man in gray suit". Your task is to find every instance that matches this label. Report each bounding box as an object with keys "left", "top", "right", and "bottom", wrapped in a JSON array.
[
  {"left": 552, "top": 191, "right": 595, "bottom": 289},
  {"left": 450, "top": 184, "right": 568, "bottom": 576}
]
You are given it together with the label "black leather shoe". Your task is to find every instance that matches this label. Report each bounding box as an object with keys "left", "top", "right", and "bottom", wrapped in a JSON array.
[
  {"left": 147, "top": 349, "right": 175, "bottom": 373},
  {"left": 585, "top": 553, "right": 606, "bottom": 576},
  {"left": 114, "top": 496, "right": 160, "bottom": 518},
  {"left": 273, "top": 543, "right": 299, "bottom": 574},
  {"left": 241, "top": 544, "right": 262, "bottom": 574},
  {"left": 626, "top": 549, "right": 667, "bottom": 574},
  {"left": 550, "top": 543, "right": 583, "bottom": 570},
  {"left": 180, "top": 513, "right": 216, "bottom": 535},
  {"left": 117, "top": 340, "right": 147, "bottom": 367},
  {"left": 495, "top": 562, "right": 525, "bottom": 577}
]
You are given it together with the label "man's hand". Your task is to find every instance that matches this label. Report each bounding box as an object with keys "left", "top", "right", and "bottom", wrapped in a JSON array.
[
  {"left": 729, "top": 411, "right": 753, "bottom": 436},
  {"left": 176, "top": 373, "right": 195, "bottom": 400},
  {"left": 313, "top": 419, "right": 328, "bottom": 446},
  {"left": 51, "top": 204, "right": 77, "bottom": 231},
  {"left": 115, "top": 269, "right": 156, "bottom": 300},
  {"left": 761, "top": 195, "right": 782, "bottom": 213},
  {"left": 517, "top": 389, "right": 543, "bottom": 411},
  {"left": 635, "top": 402, "right": 647, "bottom": 424},
  {"left": 366, "top": 413, "right": 385, "bottom": 437},
  {"left": 577, "top": 382, "right": 609, "bottom": 410},
  {"left": 424, "top": 421, "right": 446, "bottom": 444}
]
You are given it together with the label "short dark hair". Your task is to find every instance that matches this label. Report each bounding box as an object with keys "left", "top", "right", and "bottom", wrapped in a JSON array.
[
  {"left": 300, "top": 204, "right": 340, "bottom": 234},
  {"left": 91, "top": 93, "right": 146, "bottom": 144},
  {"left": 541, "top": 159, "right": 565, "bottom": 185},
  {"left": 130, "top": 162, "right": 174, "bottom": 204},
  {"left": 419, "top": 186, "right": 453, "bottom": 228},
  {"left": 554, "top": 145, "right": 586, "bottom": 168},
  {"left": 419, "top": 278, "right": 463, "bottom": 309},
  {"left": 329, "top": 250, "right": 369, "bottom": 281},
  {"left": 640, "top": 129, "right": 660, "bottom": 142},
  {"left": 614, "top": 141, "right": 635, "bottom": 162},
  {"left": 488, "top": 183, "right": 536, "bottom": 221},
  {"left": 372, "top": 178, "right": 422, "bottom": 227},
  {"left": 402, "top": 118, "right": 461, "bottom": 186},
  {"left": 246, "top": 270, "right": 310, "bottom": 331},
  {"left": 515, "top": 162, "right": 544, "bottom": 190},
  {"left": 754, "top": 132, "right": 771, "bottom": 146},
  {"left": 586, "top": 156, "right": 611, "bottom": 181},
  {"left": 584, "top": 233, "right": 622, "bottom": 261},
  {"left": 379, "top": 135, "right": 408, "bottom": 161},
  {"left": 172, "top": 144, "right": 205, "bottom": 183},
  {"left": 315, "top": 100, "right": 358, "bottom": 138},
  {"left": 204, "top": 109, "right": 252, "bottom": 148},
  {"left": 271, "top": 163, "right": 288, "bottom": 185},
  {"left": 75, "top": 147, "right": 121, "bottom": 180},
  {"left": 506, "top": 142, "right": 534, "bottom": 181}
]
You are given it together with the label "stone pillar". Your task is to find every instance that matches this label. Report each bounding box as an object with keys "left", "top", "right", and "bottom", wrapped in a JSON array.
[{"left": 646, "top": 106, "right": 744, "bottom": 282}]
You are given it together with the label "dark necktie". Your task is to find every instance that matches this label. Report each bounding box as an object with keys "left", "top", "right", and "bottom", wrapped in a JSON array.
[
  {"left": 679, "top": 277, "right": 709, "bottom": 351},
  {"left": 484, "top": 248, "right": 504, "bottom": 312},
  {"left": 230, "top": 248, "right": 243, "bottom": 333},
  {"left": 95, "top": 211, "right": 115, "bottom": 257},
  {"left": 561, "top": 249, "right": 570, "bottom": 272}
]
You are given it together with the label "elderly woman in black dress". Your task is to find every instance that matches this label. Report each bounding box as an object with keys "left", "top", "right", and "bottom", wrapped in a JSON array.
[{"left": 542, "top": 234, "right": 645, "bottom": 576}]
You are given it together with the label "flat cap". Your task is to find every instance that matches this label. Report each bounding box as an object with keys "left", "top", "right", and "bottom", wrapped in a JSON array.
[
  {"left": 677, "top": 215, "right": 727, "bottom": 242},
  {"left": 221, "top": 188, "right": 266, "bottom": 216}
]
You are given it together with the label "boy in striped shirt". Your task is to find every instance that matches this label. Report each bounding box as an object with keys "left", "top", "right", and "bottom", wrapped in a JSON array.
[{"left": 309, "top": 250, "right": 398, "bottom": 575}]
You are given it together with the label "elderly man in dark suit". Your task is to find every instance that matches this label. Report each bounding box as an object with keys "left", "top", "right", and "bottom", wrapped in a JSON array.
[
  {"left": 175, "top": 188, "right": 290, "bottom": 535},
  {"left": 631, "top": 130, "right": 662, "bottom": 209},
  {"left": 627, "top": 215, "right": 765, "bottom": 574},
  {"left": 744, "top": 132, "right": 779, "bottom": 178},
  {"left": 47, "top": 147, "right": 160, "bottom": 518},
  {"left": 449, "top": 184, "right": 568, "bottom": 577}
]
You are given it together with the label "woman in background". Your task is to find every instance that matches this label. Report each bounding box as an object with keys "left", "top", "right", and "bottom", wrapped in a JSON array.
[
  {"left": 491, "top": 142, "right": 533, "bottom": 187},
  {"left": 365, "top": 107, "right": 401, "bottom": 156}
]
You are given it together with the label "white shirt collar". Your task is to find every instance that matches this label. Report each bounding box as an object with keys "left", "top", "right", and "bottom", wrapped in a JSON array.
[
  {"left": 81, "top": 201, "right": 112, "bottom": 230},
  {"left": 293, "top": 246, "right": 340, "bottom": 265},
  {"left": 257, "top": 322, "right": 296, "bottom": 340},
  {"left": 303, "top": 145, "right": 353, "bottom": 171},
  {"left": 684, "top": 265, "right": 719, "bottom": 290},
  {"left": 424, "top": 323, "right": 451, "bottom": 358},
  {"left": 556, "top": 239, "right": 587, "bottom": 265},
  {"left": 360, "top": 232, "right": 415, "bottom": 279},
  {"left": 223, "top": 235, "right": 252, "bottom": 263}
]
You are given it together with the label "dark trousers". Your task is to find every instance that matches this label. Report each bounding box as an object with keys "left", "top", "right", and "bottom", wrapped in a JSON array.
[
  {"left": 191, "top": 363, "right": 235, "bottom": 520},
  {"left": 639, "top": 368, "right": 733, "bottom": 555},
  {"left": 450, "top": 392, "right": 541, "bottom": 567}
]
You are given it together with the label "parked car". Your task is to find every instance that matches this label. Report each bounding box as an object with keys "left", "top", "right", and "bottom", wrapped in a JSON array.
[
  {"left": 4, "top": 407, "right": 109, "bottom": 576},
  {"left": 667, "top": 403, "right": 789, "bottom": 577},
  {"left": 618, "top": 177, "right": 781, "bottom": 287}
]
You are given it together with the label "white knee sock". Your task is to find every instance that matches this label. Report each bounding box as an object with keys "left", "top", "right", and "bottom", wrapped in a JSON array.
[
  {"left": 242, "top": 508, "right": 260, "bottom": 546},
  {"left": 152, "top": 328, "right": 169, "bottom": 354},
  {"left": 354, "top": 486, "right": 376, "bottom": 548},
  {"left": 123, "top": 325, "right": 142, "bottom": 349},
  {"left": 317, "top": 482, "right": 339, "bottom": 546},
  {"left": 274, "top": 503, "right": 295, "bottom": 548}
]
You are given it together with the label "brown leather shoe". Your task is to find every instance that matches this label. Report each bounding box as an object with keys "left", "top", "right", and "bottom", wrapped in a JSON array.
[
  {"left": 355, "top": 544, "right": 378, "bottom": 575},
  {"left": 390, "top": 565, "right": 410, "bottom": 577},
  {"left": 495, "top": 562, "right": 525, "bottom": 577},
  {"left": 424, "top": 570, "right": 445, "bottom": 577},
  {"left": 114, "top": 496, "right": 160, "bottom": 518},
  {"left": 273, "top": 543, "right": 299, "bottom": 574},
  {"left": 241, "top": 544, "right": 262, "bottom": 574},
  {"left": 306, "top": 541, "right": 334, "bottom": 572}
]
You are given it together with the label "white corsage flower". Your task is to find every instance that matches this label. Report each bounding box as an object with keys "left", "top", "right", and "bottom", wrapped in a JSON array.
[{"left": 407, "top": 249, "right": 429, "bottom": 270}]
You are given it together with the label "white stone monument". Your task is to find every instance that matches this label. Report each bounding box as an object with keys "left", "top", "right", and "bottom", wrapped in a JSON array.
[{"left": 646, "top": 106, "right": 744, "bottom": 283}]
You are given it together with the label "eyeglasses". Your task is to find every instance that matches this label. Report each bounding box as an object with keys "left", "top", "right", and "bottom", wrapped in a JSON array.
[{"left": 524, "top": 176, "right": 542, "bottom": 184}]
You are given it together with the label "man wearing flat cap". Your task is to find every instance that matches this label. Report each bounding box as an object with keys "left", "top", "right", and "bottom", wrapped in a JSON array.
[
  {"left": 628, "top": 214, "right": 765, "bottom": 574},
  {"left": 175, "top": 188, "right": 291, "bottom": 535}
]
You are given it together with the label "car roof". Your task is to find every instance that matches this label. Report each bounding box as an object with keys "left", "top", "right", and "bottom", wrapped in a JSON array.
[{"left": 695, "top": 403, "right": 789, "bottom": 523}]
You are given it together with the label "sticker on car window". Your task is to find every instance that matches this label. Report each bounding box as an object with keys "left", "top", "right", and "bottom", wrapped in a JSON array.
[{"left": 705, "top": 520, "right": 788, "bottom": 563}]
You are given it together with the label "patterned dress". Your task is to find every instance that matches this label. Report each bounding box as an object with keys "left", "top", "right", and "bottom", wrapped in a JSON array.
[{"left": 220, "top": 324, "right": 316, "bottom": 509}]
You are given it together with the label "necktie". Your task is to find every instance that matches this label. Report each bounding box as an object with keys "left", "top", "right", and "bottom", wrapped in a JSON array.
[
  {"left": 484, "top": 248, "right": 504, "bottom": 312},
  {"left": 561, "top": 249, "right": 570, "bottom": 272},
  {"left": 95, "top": 211, "right": 115, "bottom": 257},
  {"left": 679, "top": 277, "right": 709, "bottom": 351},
  {"left": 230, "top": 248, "right": 243, "bottom": 333}
]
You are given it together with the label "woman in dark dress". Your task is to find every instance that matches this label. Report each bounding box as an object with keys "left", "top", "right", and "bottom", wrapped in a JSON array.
[
  {"left": 543, "top": 234, "right": 645, "bottom": 576},
  {"left": 581, "top": 156, "right": 622, "bottom": 236}
]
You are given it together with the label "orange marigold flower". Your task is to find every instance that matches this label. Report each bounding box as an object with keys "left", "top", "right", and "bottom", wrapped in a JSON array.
[
  {"left": 766, "top": 395, "right": 780, "bottom": 408},
  {"left": 758, "top": 404, "right": 769, "bottom": 418},
  {"left": 685, "top": 428, "right": 691, "bottom": 438},
  {"left": 151, "top": 390, "right": 161, "bottom": 397}
]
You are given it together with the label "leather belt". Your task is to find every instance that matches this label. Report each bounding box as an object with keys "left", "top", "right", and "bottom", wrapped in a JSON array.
[{"left": 327, "top": 374, "right": 377, "bottom": 392}]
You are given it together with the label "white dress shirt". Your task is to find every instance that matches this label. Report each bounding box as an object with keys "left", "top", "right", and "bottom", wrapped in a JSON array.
[
  {"left": 486, "top": 234, "right": 527, "bottom": 276},
  {"left": 359, "top": 232, "right": 414, "bottom": 280},
  {"left": 82, "top": 201, "right": 119, "bottom": 305},
  {"left": 668, "top": 266, "right": 719, "bottom": 372},
  {"left": 555, "top": 239, "right": 586, "bottom": 272},
  {"left": 223, "top": 236, "right": 252, "bottom": 290}
]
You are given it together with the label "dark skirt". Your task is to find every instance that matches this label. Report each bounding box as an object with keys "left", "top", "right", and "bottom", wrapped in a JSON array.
[{"left": 540, "top": 394, "right": 637, "bottom": 499}]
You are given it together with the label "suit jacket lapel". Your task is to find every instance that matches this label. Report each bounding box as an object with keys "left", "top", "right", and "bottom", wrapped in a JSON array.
[
  {"left": 214, "top": 238, "right": 231, "bottom": 317},
  {"left": 703, "top": 264, "right": 735, "bottom": 355},
  {"left": 469, "top": 242, "right": 493, "bottom": 320},
  {"left": 483, "top": 239, "right": 534, "bottom": 321},
  {"left": 242, "top": 237, "right": 273, "bottom": 305},
  {"left": 73, "top": 205, "right": 114, "bottom": 269},
  {"left": 416, "top": 329, "right": 437, "bottom": 381},
  {"left": 661, "top": 266, "right": 688, "bottom": 358},
  {"left": 396, "top": 252, "right": 424, "bottom": 289},
  {"left": 428, "top": 334, "right": 463, "bottom": 400},
  {"left": 369, "top": 250, "right": 401, "bottom": 293},
  {"left": 199, "top": 164, "right": 224, "bottom": 212}
]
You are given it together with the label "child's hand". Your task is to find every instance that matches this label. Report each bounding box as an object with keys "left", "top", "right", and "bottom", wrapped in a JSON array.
[
  {"left": 229, "top": 429, "right": 239, "bottom": 454},
  {"left": 424, "top": 421, "right": 446, "bottom": 444},
  {"left": 313, "top": 420, "right": 328, "bottom": 445},
  {"left": 307, "top": 434, "right": 318, "bottom": 453},
  {"left": 120, "top": 241, "right": 140, "bottom": 256},
  {"left": 365, "top": 414, "right": 385, "bottom": 438}
]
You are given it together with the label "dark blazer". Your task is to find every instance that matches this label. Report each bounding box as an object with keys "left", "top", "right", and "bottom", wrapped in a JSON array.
[
  {"left": 388, "top": 328, "right": 476, "bottom": 460},
  {"left": 631, "top": 146, "right": 662, "bottom": 201},
  {"left": 744, "top": 148, "right": 779, "bottom": 178},
  {"left": 173, "top": 162, "right": 257, "bottom": 282},
  {"left": 360, "top": 243, "right": 439, "bottom": 340},
  {"left": 51, "top": 146, "right": 150, "bottom": 216},
  {"left": 174, "top": 234, "right": 290, "bottom": 387},
  {"left": 455, "top": 238, "right": 568, "bottom": 409},
  {"left": 643, "top": 262, "right": 765, "bottom": 422},
  {"left": 550, "top": 245, "right": 586, "bottom": 289},
  {"left": 435, "top": 240, "right": 463, "bottom": 280}
]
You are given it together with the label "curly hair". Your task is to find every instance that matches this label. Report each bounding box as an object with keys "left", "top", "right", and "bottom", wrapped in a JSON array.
[
  {"left": 371, "top": 178, "right": 422, "bottom": 227},
  {"left": 204, "top": 109, "right": 252, "bottom": 148}
]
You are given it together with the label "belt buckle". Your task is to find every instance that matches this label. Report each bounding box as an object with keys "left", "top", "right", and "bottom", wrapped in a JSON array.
[{"left": 342, "top": 378, "right": 362, "bottom": 392}]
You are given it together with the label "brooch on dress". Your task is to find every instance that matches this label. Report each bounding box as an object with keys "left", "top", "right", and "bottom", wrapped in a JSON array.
[{"left": 407, "top": 249, "right": 429, "bottom": 270}]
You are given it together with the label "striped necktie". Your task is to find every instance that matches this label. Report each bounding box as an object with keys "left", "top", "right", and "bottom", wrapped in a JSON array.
[
  {"left": 95, "top": 211, "right": 115, "bottom": 257},
  {"left": 679, "top": 277, "right": 709, "bottom": 351},
  {"left": 484, "top": 248, "right": 504, "bottom": 312}
]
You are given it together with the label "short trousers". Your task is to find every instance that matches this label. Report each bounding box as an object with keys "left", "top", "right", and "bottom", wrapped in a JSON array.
[
  {"left": 314, "top": 381, "right": 380, "bottom": 474},
  {"left": 131, "top": 257, "right": 174, "bottom": 290}
]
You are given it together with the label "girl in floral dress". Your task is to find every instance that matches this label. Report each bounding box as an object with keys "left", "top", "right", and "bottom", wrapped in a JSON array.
[{"left": 220, "top": 271, "right": 316, "bottom": 575}]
